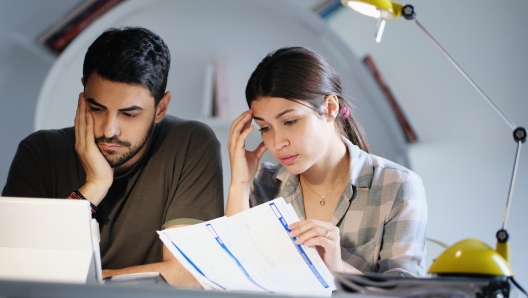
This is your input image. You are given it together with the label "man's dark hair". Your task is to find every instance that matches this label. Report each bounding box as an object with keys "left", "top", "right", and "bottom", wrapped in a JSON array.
[{"left": 83, "top": 27, "right": 171, "bottom": 105}]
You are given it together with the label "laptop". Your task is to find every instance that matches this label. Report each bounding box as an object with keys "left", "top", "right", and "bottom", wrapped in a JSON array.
[{"left": 0, "top": 197, "right": 102, "bottom": 284}]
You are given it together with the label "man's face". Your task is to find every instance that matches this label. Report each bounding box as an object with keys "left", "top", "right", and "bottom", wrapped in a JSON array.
[{"left": 83, "top": 72, "right": 157, "bottom": 172}]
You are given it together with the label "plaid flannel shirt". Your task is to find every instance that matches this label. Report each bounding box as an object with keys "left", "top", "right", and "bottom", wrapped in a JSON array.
[{"left": 249, "top": 137, "right": 427, "bottom": 276}]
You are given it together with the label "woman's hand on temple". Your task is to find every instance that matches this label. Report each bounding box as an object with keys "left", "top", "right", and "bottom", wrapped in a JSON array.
[
  {"left": 228, "top": 110, "right": 267, "bottom": 186},
  {"left": 225, "top": 110, "right": 267, "bottom": 216}
]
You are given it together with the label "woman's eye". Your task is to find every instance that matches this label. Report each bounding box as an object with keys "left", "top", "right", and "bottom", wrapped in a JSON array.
[
  {"left": 285, "top": 119, "right": 297, "bottom": 126},
  {"left": 259, "top": 126, "right": 271, "bottom": 133}
]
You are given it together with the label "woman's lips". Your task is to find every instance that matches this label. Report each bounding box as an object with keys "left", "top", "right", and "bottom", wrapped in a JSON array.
[{"left": 279, "top": 154, "right": 298, "bottom": 166}]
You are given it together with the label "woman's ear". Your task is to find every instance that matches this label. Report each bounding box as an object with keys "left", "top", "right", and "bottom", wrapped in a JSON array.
[{"left": 323, "top": 94, "right": 340, "bottom": 120}]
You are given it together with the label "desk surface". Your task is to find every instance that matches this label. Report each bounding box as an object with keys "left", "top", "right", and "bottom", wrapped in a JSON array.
[{"left": 0, "top": 279, "right": 376, "bottom": 298}]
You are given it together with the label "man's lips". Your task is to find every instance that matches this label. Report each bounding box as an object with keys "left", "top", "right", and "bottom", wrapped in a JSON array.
[
  {"left": 98, "top": 143, "right": 122, "bottom": 151},
  {"left": 279, "top": 154, "right": 298, "bottom": 166}
]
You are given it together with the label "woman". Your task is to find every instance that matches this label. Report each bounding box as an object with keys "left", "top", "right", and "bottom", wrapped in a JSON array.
[{"left": 227, "top": 47, "right": 427, "bottom": 277}]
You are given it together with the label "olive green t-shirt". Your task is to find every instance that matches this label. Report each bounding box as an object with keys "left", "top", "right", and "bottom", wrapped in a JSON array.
[{"left": 2, "top": 115, "right": 224, "bottom": 269}]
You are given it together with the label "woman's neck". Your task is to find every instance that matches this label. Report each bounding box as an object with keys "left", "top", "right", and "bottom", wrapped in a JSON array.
[{"left": 301, "top": 135, "right": 349, "bottom": 187}]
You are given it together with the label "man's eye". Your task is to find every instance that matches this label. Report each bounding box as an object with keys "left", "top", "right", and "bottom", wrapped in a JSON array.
[
  {"left": 123, "top": 113, "right": 138, "bottom": 119},
  {"left": 285, "top": 119, "right": 297, "bottom": 126},
  {"left": 89, "top": 107, "right": 102, "bottom": 113}
]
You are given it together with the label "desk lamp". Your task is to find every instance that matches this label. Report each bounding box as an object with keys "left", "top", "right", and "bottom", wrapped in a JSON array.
[{"left": 340, "top": 0, "right": 526, "bottom": 279}]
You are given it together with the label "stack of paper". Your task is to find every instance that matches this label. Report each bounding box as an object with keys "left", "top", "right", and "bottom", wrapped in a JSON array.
[{"left": 158, "top": 198, "right": 335, "bottom": 297}]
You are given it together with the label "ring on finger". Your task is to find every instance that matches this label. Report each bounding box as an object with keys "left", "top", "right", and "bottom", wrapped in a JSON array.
[{"left": 325, "top": 230, "right": 330, "bottom": 239}]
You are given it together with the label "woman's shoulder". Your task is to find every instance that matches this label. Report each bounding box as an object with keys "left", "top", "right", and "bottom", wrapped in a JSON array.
[
  {"left": 250, "top": 162, "right": 284, "bottom": 206},
  {"left": 365, "top": 154, "right": 426, "bottom": 207},
  {"left": 255, "top": 162, "right": 283, "bottom": 182},
  {"left": 368, "top": 153, "right": 421, "bottom": 182}
]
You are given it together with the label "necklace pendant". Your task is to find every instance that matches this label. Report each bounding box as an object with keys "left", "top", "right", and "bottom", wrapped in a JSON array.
[{"left": 320, "top": 198, "right": 325, "bottom": 205}]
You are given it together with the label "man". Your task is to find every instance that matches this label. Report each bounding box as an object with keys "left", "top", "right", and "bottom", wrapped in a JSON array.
[{"left": 2, "top": 27, "right": 224, "bottom": 287}]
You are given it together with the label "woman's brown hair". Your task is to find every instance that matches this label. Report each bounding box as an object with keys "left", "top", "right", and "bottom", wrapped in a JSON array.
[{"left": 245, "top": 46, "right": 370, "bottom": 153}]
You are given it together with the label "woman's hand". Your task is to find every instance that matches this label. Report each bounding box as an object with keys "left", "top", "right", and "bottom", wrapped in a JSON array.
[
  {"left": 289, "top": 219, "right": 360, "bottom": 274},
  {"left": 227, "top": 110, "right": 267, "bottom": 186},
  {"left": 225, "top": 110, "right": 267, "bottom": 216}
]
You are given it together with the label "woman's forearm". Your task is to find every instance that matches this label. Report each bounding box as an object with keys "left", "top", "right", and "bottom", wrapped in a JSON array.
[{"left": 225, "top": 183, "right": 251, "bottom": 216}]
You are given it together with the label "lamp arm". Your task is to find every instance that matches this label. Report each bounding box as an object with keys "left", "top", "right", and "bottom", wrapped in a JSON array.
[
  {"left": 412, "top": 18, "right": 516, "bottom": 130},
  {"left": 406, "top": 14, "right": 526, "bottom": 237},
  {"left": 502, "top": 140, "right": 523, "bottom": 230}
]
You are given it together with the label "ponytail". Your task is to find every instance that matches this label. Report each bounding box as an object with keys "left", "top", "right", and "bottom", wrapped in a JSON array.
[{"left": 337, "top": 97, "right": 370, "bottom": 153}]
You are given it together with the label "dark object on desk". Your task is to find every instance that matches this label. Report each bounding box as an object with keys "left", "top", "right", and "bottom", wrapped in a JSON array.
[
  {"left": 103, "top": 272, "right": 169, "bottom": 287},
  {"left": 334, "top": 273, "right": 513, "bottom": 298}
]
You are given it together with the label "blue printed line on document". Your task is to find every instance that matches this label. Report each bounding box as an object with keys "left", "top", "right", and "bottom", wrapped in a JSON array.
[
  {"left": 169, "top": 240, "right": 225, "bottom": 290},
  {"left": 206, "top": 224, "right": 268, "bottom": 291},
  {"left": 269, "top": 202, "right": 329, "bottom": 288}
]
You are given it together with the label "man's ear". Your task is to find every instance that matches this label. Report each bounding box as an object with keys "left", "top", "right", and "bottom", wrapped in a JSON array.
[
  {"left": 323, "top": 94, "right": 339, "bottom": 120},
  {"left": 154, "top": 91, "right": 172, "bottom": 123},
  {"left": 81, "top": 77, "right": 85, "bottom": 87}
]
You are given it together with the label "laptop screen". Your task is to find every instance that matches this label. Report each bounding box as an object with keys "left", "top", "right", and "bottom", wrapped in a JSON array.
[{"left": 0, "top": 197, "right": 102, "bottom": 284}]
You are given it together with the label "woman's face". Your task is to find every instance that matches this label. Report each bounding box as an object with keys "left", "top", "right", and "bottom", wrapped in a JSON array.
[{"left": 251, "top": 96, "right": 336, "bottom": 175}]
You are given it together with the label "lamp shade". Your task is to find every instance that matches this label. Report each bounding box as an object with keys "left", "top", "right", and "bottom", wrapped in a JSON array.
[
  {"left": 340, "top": 0, "right": 402, "bottom": 20},
  {"left": 428, "top": 238, "right": 514, "bottom": 277}
]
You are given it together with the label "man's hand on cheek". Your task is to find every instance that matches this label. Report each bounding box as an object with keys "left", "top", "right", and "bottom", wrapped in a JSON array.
[{"left": 73, "top": 92, "right": 114, "bottom": 206}]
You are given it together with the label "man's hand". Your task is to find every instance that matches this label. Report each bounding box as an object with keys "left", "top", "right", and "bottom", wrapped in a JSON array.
[{"left": 73, "top": 93, "right": 113, "bottom": 206}]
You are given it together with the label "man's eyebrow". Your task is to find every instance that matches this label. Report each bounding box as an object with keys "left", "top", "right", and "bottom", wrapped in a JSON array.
[
  {"left": 86, "top": 97, "right": 143, "bottom": 112},
  {"left": 253, "top": 109, "right": 295, "bottom": 122},
  {"left": 86, "top": 98, "right": 106, "bottom": 109},
  {"left": 119, "top": 106, "right": 144, "bottom": 112}
]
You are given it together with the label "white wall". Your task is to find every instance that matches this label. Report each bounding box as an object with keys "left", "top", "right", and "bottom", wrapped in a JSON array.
[
  {"left": 327, "top": 0, "right": 528, "bottom": 286},
  {"left": 0, "top": 0, "right": 82, "bottom": 193}
]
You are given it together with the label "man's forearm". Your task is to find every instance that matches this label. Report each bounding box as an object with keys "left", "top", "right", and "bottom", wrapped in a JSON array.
[
  {"left": 103, "top": 259, "right": 200, "bottom": 288},
  {"left": 103, "top": 225, "right": 200, "bottom": 288}
]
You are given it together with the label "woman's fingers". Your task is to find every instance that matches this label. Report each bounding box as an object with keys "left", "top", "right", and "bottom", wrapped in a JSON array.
[
  {"left": 289, "top": 219, "right": 332, "bottom": 236},
  {"left": 289, "top": 219, "right": 337, "bottom": 244},
  {"left": 301, "top": 236, "right": 336, "bottom": 250},
  {"left": 229, "top": 110, "right": 262, "bottom": 155},
  {"left": 229, "top": 110, "right": 252, "bottom": 142},
  {"left": 293, "top": 227, "right": 328, "bottom": 244},
  {"left": 289, "top": 219, "right": 343, "bottom": 272},
  {"left": 228, "top": 112, "right": 251, "bottom": 153},
  {"left": 237, "top": 123, "right": 254, "bottom": 147},
  {"left": 253, "top": 141, "right": 267, "bottom": 159}
]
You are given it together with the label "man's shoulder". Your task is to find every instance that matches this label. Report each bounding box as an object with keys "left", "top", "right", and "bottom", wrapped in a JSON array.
[
  {"left": 154, "top": 115, "right": 218, "bottom": 147},
  {"left": 21, "top": 127, "right": 75, "bottom": 147}
]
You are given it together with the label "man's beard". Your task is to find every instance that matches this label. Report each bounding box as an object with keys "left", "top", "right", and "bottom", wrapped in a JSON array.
[{"left": 95, "top": 120, "right": 155, "bottom": 168}]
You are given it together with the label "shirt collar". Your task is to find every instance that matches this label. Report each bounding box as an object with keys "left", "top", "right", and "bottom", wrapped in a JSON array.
[
  {"left": 274, "top": 136, "right": 374, "bottom": 189},
  {"left": 342, "top": 136, "right": 374, "bottom": 189}
]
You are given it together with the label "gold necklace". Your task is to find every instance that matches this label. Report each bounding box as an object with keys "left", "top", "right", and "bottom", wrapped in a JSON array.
[{"left": 301, "top": 167, "right": 350, "bottom": 206}]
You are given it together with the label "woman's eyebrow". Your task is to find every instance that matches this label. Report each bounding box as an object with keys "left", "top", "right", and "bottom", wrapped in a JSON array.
[
  {"left": 275, "top": 109, "right": 295, "bottom": 119},
  {"left": 253, "top": 109, "right": 295, "bottom": 121}
]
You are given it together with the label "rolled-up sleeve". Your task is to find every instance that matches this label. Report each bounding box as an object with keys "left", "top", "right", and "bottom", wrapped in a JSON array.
[{"left": 378, "top": 171, "right": 427, "bottom": 276}]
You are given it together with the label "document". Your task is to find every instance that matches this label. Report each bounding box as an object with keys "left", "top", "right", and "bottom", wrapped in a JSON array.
[{"left": 158, "top": 197, "right": 335, "bottom": 297}]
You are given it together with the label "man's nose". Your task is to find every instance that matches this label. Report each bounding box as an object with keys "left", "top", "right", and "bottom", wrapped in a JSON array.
[{"left": 102, "top": 115, "right": 120, "bottom": 138}]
